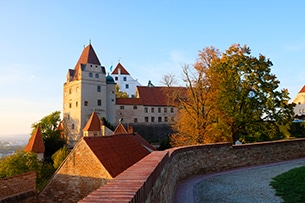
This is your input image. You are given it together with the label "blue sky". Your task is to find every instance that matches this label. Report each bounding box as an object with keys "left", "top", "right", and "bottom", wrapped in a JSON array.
[{"left": 1, "top": 0, "right": 305, "bottom": 137}]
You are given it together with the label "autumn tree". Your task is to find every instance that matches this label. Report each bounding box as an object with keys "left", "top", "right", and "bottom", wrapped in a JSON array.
[
  {"left": 171, "top": 44, "right": 294, "bottom": 147},
  {"left": 115, "top": 84, "right": 129, "bottom": 98}
]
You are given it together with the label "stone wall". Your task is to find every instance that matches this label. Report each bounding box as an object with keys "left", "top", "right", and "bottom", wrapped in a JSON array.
[
  {"left": 80, "top": 138, "right": 305, "bottom": 203},
  {"left": 0, "top": 171, "right": 36, "bottom": 203},
  {"left": 38, "top": 139, "right": 111, "bottom": 202}
]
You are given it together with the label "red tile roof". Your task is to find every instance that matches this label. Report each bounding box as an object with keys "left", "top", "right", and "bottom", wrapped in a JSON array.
[
  {"left": 83, "top": 112, "right": 101, "bottom": 131},
  {"left": 113, "top": 123, "right": 128, "bottom": 134},
  {"left": 83, "top": 134, "right": 151, "bottom": 177},
  {"left": 73, "top": 44, "right": 101, "bottom": 80},
  {"left": 111, "top": 63, "right": 130, "bottom": 75},
  {"left": 116, "top": 86, "right": 186, "bottom": 106},
  {"left": 24, "top": 126, "right": 45, "bottom": 153},
  {"left": 299, "top": 85, "right": 305, "bottom": 93}
]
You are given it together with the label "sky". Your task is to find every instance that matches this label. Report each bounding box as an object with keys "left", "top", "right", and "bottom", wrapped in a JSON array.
[{"left": 1, "top": 0, "right": 305, "bottom": 137}]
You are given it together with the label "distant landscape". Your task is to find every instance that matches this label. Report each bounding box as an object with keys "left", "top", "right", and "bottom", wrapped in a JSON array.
[{"left": 0, "top": 134, "right": 29, "bottom": 158}]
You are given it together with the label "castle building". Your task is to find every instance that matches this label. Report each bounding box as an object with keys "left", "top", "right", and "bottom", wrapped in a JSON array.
[
  {"left": 111, "top": 62, "right": 141, "bottom": 98},
  {"left": 63, "top": 44, "right": 116, "bottom": 146},
  {"left": 116, "top": 86, "right": 180, "bottom": 124}
]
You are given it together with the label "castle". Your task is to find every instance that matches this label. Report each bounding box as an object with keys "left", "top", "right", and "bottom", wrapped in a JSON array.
[{"left": 63, "top": 43, "right": 179, "bottom": 147}]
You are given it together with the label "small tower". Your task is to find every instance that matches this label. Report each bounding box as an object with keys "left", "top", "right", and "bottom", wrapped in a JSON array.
[
  {"left": 24, "top": 125, "right": 45, "bottom": 161},
  {"left": 83, "top": 112, "right": 102, "bottom": 137}
]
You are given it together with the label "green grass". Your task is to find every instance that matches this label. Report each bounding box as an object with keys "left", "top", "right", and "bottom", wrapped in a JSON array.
[{"left": 270, "top": 166, "right": 305, "bottom": 203}]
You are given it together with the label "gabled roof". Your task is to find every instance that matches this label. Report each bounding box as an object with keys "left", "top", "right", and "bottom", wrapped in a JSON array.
[
  {"left": 83, "top": 112, "right": 101, "bottom": 132},
  {"left": 116, "top": 86, "right": 186, "bottom": 106},
  {"left": 111, "top": 63, "right": 130, "bottom": 75},
  {"left": 83, "top": 134, "right": 151, "bottom": 177},
  {"left": 299, "top": 85, "right": 305, "bottom": 93},
  {"left": 113, "top": 123, "right": 128, "bottom": 134},
  {"left": 24, "top": 126, "right": 45, "bottom": 153}
]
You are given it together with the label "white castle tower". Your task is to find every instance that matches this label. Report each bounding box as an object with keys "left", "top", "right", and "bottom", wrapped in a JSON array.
[{"left": 63, "top": 43, "right": 116, "bottom": 146}]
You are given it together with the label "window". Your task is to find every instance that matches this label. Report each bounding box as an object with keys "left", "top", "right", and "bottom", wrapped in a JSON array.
[
  {"left": 133, "top": 105, "right": 137, "bottom": 109},
  {"left": 164, "top": 117, "right": 168, "bottom": 122},
  {"left": 95, "top": 73, "right": 99, "bottom": 78},
  {"left": 67, "top": 114, "right": 70, "bottom": 120},
  {"left": 164, "top": 108, "right": 167, "bottom": 113},
  {"left": 145, "top": 117, "right": 149, "bottom": 122},
  {"left": 111, "top": 99, "right": 114, "bottom": 102},
  {"left": 134, "top": 118, "right": 138, "bottom": 123},
  {"left": 158, "top": 107, "right": 161, "bottom": 113},
  {"left": 84, "top": 101, "right": 88, "bottom": 106},
  {"left": 97, "top": 99, "right": 102, "bottom": 106},
  {"left": 144, "top": 107, "right": 148, "bottom": 113},
  {"left": 115, "top": 76, "right": 118, "bottom": 80},
  {"left": 171, "top": 107, "right": 174, "bottom": 113},
  {"left": 89, "top": 72, "right": 93, "bottom": 77},
  {"left": 76, "top": 101, "right": 78, "bottom": 107},
  {"left": 125, "top": 84, "right": 129, "bottom": 89},
  {"left": 151, "top": 108, "right": 154, "bottom": 113},
  {"left": 97, "top": 85, "right": 101, "bottom": 92},
  {"left": 69, "top": 88, "right": 72, "bottom": 94},
  {"left": 120, "top": 105, "right": 124, "bottom": 109},
  {"left": 69, "top": 103, "right": 72, "bottom": 108},
  {"left": 123, "top": 77, "right": 127, "bottom": 81},
  {"left": 151, "top": 117, "right": 155, "bottom": 122},
  {"left": 71, "top": 124, "right": 75, "bottom": 130},
  {"left": 158, "top": 117, "right": 162, "bottom": 122}
]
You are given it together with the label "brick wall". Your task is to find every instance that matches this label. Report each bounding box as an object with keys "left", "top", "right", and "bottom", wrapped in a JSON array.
[
  {"left": 0, "top": 171, "right": 36, "bottom": 203},
  {"left": 80, "top": 138, "right": 305, "bottom": 203},
  {"left": 38, "top": 139, "right": 111, "bottom": 202}
]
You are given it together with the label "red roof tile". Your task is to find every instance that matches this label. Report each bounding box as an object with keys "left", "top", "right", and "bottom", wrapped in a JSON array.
[
  {"left": 73, "top": 44, "right": 101, "bottom": 80},
  {"left": 299, "top": 85, "right": 305, "bottom": 93},
  {"left": 83, "top": 134, "right": 151, "bottom": 177},
  {"left": 116, "top": 86, "right": 186, "bottom": 106},
  {"left": 83, "top": 112, "right": 101, "bottom": 131},
  {"left": 24, "top": 126, "right": 45, "bottom": 153},
  {"left": 111, "top": 63, "right": 130, "bottom": 75},
  {"left": 113, "top": 123, "right": 128, "bottom": 134}
]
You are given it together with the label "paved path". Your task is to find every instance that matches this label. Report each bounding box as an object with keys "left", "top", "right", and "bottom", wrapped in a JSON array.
[{"left": 174, "top": 158, "right": 305, "bottom": 203}]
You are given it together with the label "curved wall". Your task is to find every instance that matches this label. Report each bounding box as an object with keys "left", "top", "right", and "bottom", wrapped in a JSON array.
[{"left": 80, "top": 138, "right": 305, "bottom": 203}]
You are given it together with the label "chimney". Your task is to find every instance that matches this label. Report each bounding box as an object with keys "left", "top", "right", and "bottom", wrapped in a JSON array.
[{"left": 128, "top": 126, "right": 134, "bottom": 133}]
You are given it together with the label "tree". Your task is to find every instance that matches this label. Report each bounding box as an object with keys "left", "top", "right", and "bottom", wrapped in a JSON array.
[
  {"left": 115, "top": 84, "right": 129, "bottom": 98},
  {"left": 171, "top": 44, "right": 294, "bottom": 147},
  {"left": 52, "top": 146, "right": 70, "bottom": 169},
  {"left": 0, "top": 150, "right": 40, "bottom": 178},
  {"left": 160, "top": 73, "right": 178, "bottom": 87},
  {"left": 32, "top": 111, "right": 65, "bottom": 158}
]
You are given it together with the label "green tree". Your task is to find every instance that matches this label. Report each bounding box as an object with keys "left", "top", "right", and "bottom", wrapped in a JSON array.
[
  {"left": 171, "top": 44, "right": 294, "bottom": 147},
  {"left": 289, "top": 122, "right": 305, "bottom": 138},
  {"left": 32, "top": 111, "right": 65, "bottom": 158},
  {"left": 0, "top": 150, "right": 40, "bottom": 178},
  {"left": 51, "top": 146, "right": 70, "bottom": 169},
  {"left": 115, "top": 84, "right": 129, "bottom": 98}
]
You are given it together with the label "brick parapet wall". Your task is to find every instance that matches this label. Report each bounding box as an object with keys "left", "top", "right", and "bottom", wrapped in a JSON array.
[
  {"left": 80, "top": 138, "right": 305, "bottom": 203},
  {"left": 0, "top": 171, "right": 36, "bottom": 203}
]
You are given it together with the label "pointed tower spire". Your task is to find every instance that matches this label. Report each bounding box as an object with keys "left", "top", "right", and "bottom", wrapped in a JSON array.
[
  {"left": 24, "top": 125, "right": 45, "bottom": 160},
  {"left": 83, "top": 112, "right": 101, "bottom": 137}
]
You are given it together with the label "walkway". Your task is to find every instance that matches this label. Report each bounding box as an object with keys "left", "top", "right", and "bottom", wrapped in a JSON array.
[{"left": 174, "top": 158, "right": 305, "bottom": 203}]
